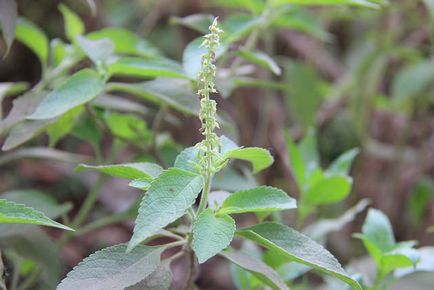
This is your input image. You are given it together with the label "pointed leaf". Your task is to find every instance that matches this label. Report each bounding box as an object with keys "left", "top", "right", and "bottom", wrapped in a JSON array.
[
  {"left": 328, "top": 148, "right": 360, "bottom": 175},
  {"left": 220, "top": 251, "right": 289, "bottom": 290},
  {"left": 192, "top": 209, "right": 235, "bottom": 263},
  {"left": 15, "top": 18, "right": 48, "bottom": 65},
  {"left": 224, "top": 147, "right": 274, "bottom": 173},
  {"left": 237, "top": 222, "right": 362, "bottom": 290},
  {"left": 108, "top": 57, "right": 187, "bottom": 79},
  {"left": 57, "top": 244, "right": 164, "bottom": 290},
  {"left": 2, "top": 119, "right": 55, "bottom": 151},
  {"left": 76, "top": 35, "right": 114, "bottom": 65},
  {"left": 218, "top": 186, "right": 296, "bottom": 215},
  {"left": 59, "top": 4, "right": 84, "bottom": 42},
  {"left": 303, "top": 176, "right": 352, "bottom": 206},
  {"left": 0, "top": 199, "right": 73, "bottom": 231},
  {"left": 170, "top": 14, "right": 214, "bottom": 34},
  {"left": 358, "top": 208, "right": 396, "bottom": 252},
  {"left": 76, "top": 162, "right": 163, "bottom": 180},
  {"left": 28, "top": 69, "right": 104, "bottom": 120},
  {"left": 128, "top": 168, "right": 204, "bottom": 251},
  {"left": 0, "top": 0, "right": 17, "bottom": 50}
]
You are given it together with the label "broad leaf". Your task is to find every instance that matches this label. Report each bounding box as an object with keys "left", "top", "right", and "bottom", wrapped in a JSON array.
[
  {"left": 108, "top": 78, "right": 199, "bottom": 115},
  {"left": 303, "top": 176, "right": 352, "bottom": 206},
  {"left": 76, "top": 35, "right": 114, "bottom": 65},
  {"left": 59, "top": 4, "right": 84, "bottom": 42},
  {"left": 0, "top": 199, "right": 73, "bottom": 231},
  {"left": 128, "top": 168, "right": 204, "bottom": 251},
  {"left": 192, "top": 209, "right": 235, "bottom": 263},
  {"left": 1, "top": 189, "right": 72, "bottom": 219},
  {"left": 237, "top": 222, "right": 362, "bottom": 290},
  {"left": 221, "top": 251, "right": 289, "bottom": 290},
  {"left": 28, "top": 69, "right": 104, "bottom": 120},
  {"left": 57, "top": 244, "right": 164, "bottom": 290},
  {"left": 126, "top": 261, "right": 172, "bottom": 290},
  {"left": 76, "top": 162, "right": 163, "bottom": 180},
  {"left": 87, "top": 28, "right": 160, "bottom": 58},
  {"left": 15, "top": 18, "right": 48, "bottom": 65},
  {"left": 223, "top": 147, "right": 274, "bottom": 173},
  {"left": 218, "top": 186, "right": 296, "bottom": 215},
  {"left": 237, "top": 49, "right": 281, "bottom": 75},
  {"left": 108, "top": 57, "right": 187, "bottom": 79},
  {"left": 0, "top": 0, "right": 17, "bottom": 50},
  {"left": 174, "top": 146, "right": 200, "bottom": 173}
]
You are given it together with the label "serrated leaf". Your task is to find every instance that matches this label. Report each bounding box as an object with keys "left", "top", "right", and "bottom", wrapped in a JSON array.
[
  {"left": 237, "top": 49, "right": 281, "bottom": 75},
  {"left": 218, "top": 186, "right": 296, "bottom": 215},
  {"left": 108, "top": 57, "right": 187, "bottom": 79},
  {"left": 87, "top": 28, "right": 160, "bottom": 58},
  {"left": 28, "top": 69, "right": 104, "bottom": 120},
  {"left": 108, "top": 78, "right": 199, "bottom": 115},
  {"left": 128, "top": 168, "right": 204, "bottom": 252},
  {"left": 328, "top": 148, "right": 360, "bottom": 175},
  {"left": 57, "top": 244, "right": 164, "bottom": 290},
  {"left": 15, "top": 18, "right": 48, "bottom": 65},
  {"left": 1, "top": 189, "right": 72, "bottom": 219},
  {"left": 170, "top": 14, "right": 214, "bottom": 34},
  {"left": 76, "top": 162, "right": 163, "bottom": 180},
  {"left": 0, "top": 199, "right": 73, "bottom": 231},
  {"left": 220, "top": 251, "right": 289, "bottom": 290},
  {"left": 224, "top": 147, "right": 274, "bottom": 174},
  {"left": 76, "top": 35, "right": 114, "bottom": 65},
  {"left": 0, "top": 0, "right": 17, "bottom": 51},
  {"left": 174, "top": 146, "right": 200, "bottom": 173},
  {"left": 303, "top": 176, "right": 352, "bottom": 206},
  {"left": 59, "top": 4, "right": 84, "bottom": 42},
  {"left": 192, "top": 209, "right": 235, "bottom": 263},
  {"left": 237, "top": 222, "right": 362, "bottom": 290},
  {"left": 126, "top": 261, "right": 172, "bottom": 290}
]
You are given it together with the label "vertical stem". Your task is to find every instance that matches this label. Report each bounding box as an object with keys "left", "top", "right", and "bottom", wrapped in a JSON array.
[{"left": 197, "top": 172, "right": 212, "bottom": 215}]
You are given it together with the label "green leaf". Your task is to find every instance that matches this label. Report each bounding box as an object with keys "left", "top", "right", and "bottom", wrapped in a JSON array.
[
  {"left": 128, "top": 168, "right": 204, "bottom": 252},
  {"left": 170, "top": 14, "right": 214, "bottom": 34},
  {"left": 2, "top": 119, "right": 55, "bottom": 151},
  {"left": 174, "top": 146, "right": 200, "bottom": 173},
  {"left": 192, "top": 209, "right": 235, "bottom": 263},
  {"left": 15, "top": 18, "right": 48, "bottom": 65},
  {"left": 221, "top": 251, "right": 289, "bottom": 290},
  {"left": 182, "top": 37, "right": 227, "bottom": 79},
  {"left": 274, "top": 0, "right": 383, "bottom": 8},
  {"left": 220, "top": 135, "right": 239, "bottom": 155},
  {"left": 0, "top": 91, "right": 47, "bottom": 134},
  {"left": 87, "top": 28, "right": 160, "bottom": 58},
  {"left": 76, "top": 35, "right": 114, "bottom": 65},
  {"left": 0, "top": 0, "right": 17, "bottom": 51},
  {"left": 57, "top": 244, "right": 164, "bottom": 290},
  {"left": 223, "top": 147, "right": 274, "bottom": 174},
  {"left": 1, "top": 190, "right": 72, "bottom": 219},
  {"left": 0, "top": 199, "right": 73, "bottom": 231},
  {"left": 76, "top": 162, "right": 163, "bottom": 180},
  {"left": 303, "top": 176, "right": 352, "bottom": 206},
  {"left": 108, "top": 57, "right": 187, "bottom": 79},
  {"left": 286, "top": 132, "right": 305, "bottom": 188},
  {"left": 28, "top": 69, "right": 104, "bottom": 120},
  {"left": 59, "top": 4, "right": 84, "bottom": 42},
  {"left": 328, "top": 148, "right": 360, "bottom": 175},
  {"left": 128, "top": 178, "right": 152, "bottom": 190},
  {"left": 218, "top": 186, "right": 296, "bottom": 215},
  {"left": 303, "top": 198, "right": 370, "bottom": 240},
  {"left": 221, "top": 15, "right": 260, "bottom": 44},
  {"left": 126, "top": 261, "right": 172, "bottom": 290},
  {"left": 358, "top": 208, "right": 396, "bottom": 252},
  {"left": 395, "top": 246, "right": 434, "bottom": 277},
  {"left": 103, "top": 112, "right": 151, "bottom": 142},
  {"left": 46, "top": 106, "right": 83, "bottom": 147},
  {"left": 380, "top": 247, "right": 420, "bottom": 275},
  {"left": 237, "top": 49, "right": 281, "bottom": 75},
  {"left": 108, "top": 79, "right": 199, "bottom": 115},
  {"left": 237, "top": 222, "right": 362, "bottom": 290},
  {"left": 299, "top": 128, "right": 320, "bottom": 174}
]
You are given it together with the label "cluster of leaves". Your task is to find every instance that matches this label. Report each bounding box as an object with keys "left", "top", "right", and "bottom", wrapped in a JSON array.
[{"left": 0, "top": 0, "right": 433, "bottom": 289}]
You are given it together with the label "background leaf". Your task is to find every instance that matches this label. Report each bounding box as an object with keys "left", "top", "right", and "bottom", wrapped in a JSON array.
[
  {"left": 15, "top": 18, "right": 48, "bottom": 65},
  {"left": 0, "top": 0, "right": 17, "bottom": 50},
  {"left": 76, "top": 162, "right": 163, "bottom": 180}
]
